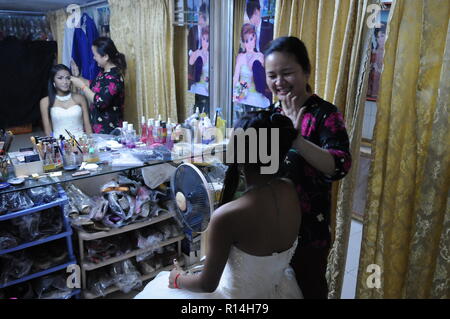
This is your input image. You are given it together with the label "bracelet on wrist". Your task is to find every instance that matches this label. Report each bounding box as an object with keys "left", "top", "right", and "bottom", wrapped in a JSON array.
[{"left": 174, "top": 273, "right": 181, "bottom": 289}]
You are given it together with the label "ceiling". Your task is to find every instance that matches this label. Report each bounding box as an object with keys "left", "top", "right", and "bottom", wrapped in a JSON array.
[{"left": 0, "top": 0, "right": 98, "bottom": 12}]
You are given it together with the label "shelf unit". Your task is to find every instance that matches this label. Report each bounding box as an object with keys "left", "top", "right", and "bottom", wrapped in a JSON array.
[
  {"left": 76, "top": 210, "right": 185, "bottom": 299},
  {"left": 0, "top": 185, "right": 80, "bottom": 298}
]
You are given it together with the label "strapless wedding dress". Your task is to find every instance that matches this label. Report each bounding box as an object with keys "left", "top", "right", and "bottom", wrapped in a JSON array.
[
  {"left": 134, "top": 239, "right": 302, "bottom": 299},
  {"left": 233, "top": 63, "right": 270, "bottom": 108},
  {"left": 50, "top": 105, "right": 85, "bottom": 139},
  {"left": 190, "top": 58, "right": 209, "bottom": 97}
]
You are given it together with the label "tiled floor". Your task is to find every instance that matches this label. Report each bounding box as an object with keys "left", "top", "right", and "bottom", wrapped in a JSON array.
[{"left": 341, "top": 219, "right": 363, "bottom": 299}]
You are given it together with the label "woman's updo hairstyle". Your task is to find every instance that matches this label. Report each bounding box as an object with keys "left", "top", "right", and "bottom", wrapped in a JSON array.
[
  {"left": 220, "top": 111, "right": 297, "bottom": 205},
  {"left": 93, "top": 36, "right": 127, "bottom": 75}
]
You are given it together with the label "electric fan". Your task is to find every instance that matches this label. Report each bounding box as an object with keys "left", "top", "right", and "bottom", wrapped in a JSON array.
[{"left": 170, "top": 163, "right": 225, "bottom": 238}]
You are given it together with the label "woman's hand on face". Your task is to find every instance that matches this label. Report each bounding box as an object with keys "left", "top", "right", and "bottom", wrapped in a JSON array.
[
  {"left": 282, "top": 92, "right": 300, "bottom": 125},
  {"left": 70, "top": 76, "right": 84, "bottom": 89},
  {"left": 282, "top": 93, "right": 307, "bottom": 132}
]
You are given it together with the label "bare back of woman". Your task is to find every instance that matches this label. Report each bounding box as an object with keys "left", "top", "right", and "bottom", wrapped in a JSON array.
[{"left": 225, "top": 178, "right": 301, "bottom": 256}]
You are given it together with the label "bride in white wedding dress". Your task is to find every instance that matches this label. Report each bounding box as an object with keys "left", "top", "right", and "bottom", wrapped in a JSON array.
[
  {"left": 135, "top": 111, "right": 303, "bottom": 299},
  {"left": 40, "top": 64, "right": 92, "bottom": 139}
]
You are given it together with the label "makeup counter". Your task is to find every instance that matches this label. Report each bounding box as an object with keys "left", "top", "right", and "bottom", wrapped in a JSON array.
[{"left": 0, "top": 110, "right": 227, "bottom": 299}]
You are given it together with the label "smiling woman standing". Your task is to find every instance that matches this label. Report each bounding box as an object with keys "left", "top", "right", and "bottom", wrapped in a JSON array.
[
  {"left": 70, "top": 37, "right": 126, "bottom": 134},
  {"left": 264, "top": 36, "right": 352, "bottom": 299}
]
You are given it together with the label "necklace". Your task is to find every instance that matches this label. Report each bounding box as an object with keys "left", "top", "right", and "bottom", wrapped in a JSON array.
[{"left": 55, "top": 93, "right": 72, "bottom": 102}]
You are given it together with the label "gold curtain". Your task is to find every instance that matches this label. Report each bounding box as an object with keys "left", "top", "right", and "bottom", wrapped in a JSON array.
[
  {"left": 109, "top": 0, "right": 178, "bottom": 127},
  {"left": 274, "top": 0, "right": 374, "bottom": 298},
  {"left": 173, "top": 25, "right": 195, "bottom": 123},
  {"left": 233, "top": 0, "right": 247, "bottom": 67},
  {"left": 46, "top": 8, "right": 67, "bottom": 64},
  {"left": 357, "top": 0, "right": 450, "bottom": 298}
]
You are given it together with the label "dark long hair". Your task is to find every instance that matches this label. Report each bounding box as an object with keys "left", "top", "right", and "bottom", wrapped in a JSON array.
[
  {"left": 48, "top": 64, "right": 71, "bottom": 109},
  {"left": 264, "top": 36, "right": 312, "bottom": 93},
  {"left": 93, "top": 37, "right": 127, "bottom": 75},
  {"left": 219, "top": 111, "right": 297, "bottom": 206}
]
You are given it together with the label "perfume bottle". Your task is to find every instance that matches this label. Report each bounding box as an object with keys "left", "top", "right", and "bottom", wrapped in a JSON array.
[
  {"left": 126, "top": 123, "right": 136, "bottom": 148},
  {"left": 140, "top": 116, "right": 147, "bottom": 143},
  {"left": 146, "top": 118, "right": 154, "bottom": 146}
]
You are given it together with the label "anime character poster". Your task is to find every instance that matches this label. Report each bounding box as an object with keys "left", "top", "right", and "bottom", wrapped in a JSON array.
[
  {"left": 232, "top": 0, "right": 275, "bottom": 108},
  {"left": 187, "top": 0, "right": 210, "bottom": 97}
]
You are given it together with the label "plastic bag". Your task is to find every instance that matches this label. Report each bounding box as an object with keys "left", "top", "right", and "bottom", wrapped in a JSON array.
[
  {"left": 90, "top": 272, "right": 115, "bottom": 297},
  {"left": 0, "top": 191, "right": 34, "bottom": 214},
  {"left": 117, "top": 174, "right": 141, "bottom": 196},
  {"left": 0, "top": 230, "right": 19, "bottom": 250},
  {"left": 136, "top": 228, "right": 164, "bottom": 250},
  {"left": 89, "top": 196, "right": 109, "bottom": 221},
  {"left": 65, "top": 184, "right": 92, "bottom": 214},
  {"left": 0, "top": 251, "right": 33, "bottom": 285},
  {"left": 27, "top": 185, "right": 58, "bottom": 205},
  {"left": 11, "top": 213, "right": 41, "bottom": 242},
  {"left": 106, "top": 192, "right": 135, "bottom": 220},
  {"left": 38, "top": 208, "right": 63, "bottom": 237},
  {"left": 110, "top": 260, "right": 142, "bottom": 294},
  {"left": 32, "top": 273, "right": 70, "bottom": 299},
  {"left": 135, "top": 186, "right": 152, "bottom": 218}
]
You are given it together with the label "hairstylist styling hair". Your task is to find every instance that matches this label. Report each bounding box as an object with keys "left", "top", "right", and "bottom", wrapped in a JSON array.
[
  {"left": 70, "top": 37, "right": 126, "bottom": 134},
  {"left": 264, "top": 36, "right": 352, "bottom": 299}
]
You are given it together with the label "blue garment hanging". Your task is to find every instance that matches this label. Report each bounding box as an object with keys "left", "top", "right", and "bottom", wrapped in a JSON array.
[{"left": 72, "top": 13, "right": 99, "bottom": 81}]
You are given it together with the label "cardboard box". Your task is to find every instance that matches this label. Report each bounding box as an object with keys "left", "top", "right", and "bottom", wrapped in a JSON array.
[{"left": 9, "top": 151, "right": 44, "bottom": 177}]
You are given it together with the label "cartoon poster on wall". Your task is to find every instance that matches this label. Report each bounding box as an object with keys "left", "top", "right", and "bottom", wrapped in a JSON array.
[
  {"left": 232, "top": 0, "right": 275, "bottom": 108},
  {"left": 187, "top": 0, "right": 210, "bottom": 97}
]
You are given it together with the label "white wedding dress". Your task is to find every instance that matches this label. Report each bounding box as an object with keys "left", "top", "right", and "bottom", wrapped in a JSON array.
[
  {"left": 134, "top": 238, "right": 303, "bottom": 299},
  {"left": 50, "top": 105, "right": 85, "bottom": 139},
  {"left": 233, "top": 63, "right": 270, "bottom": 108},
  {"left": 190, "top": 57, "right": 209, "bottom": 97}
]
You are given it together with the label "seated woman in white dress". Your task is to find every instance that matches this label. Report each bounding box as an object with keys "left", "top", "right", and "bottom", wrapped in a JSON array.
[
  {"left": 232, "top": 23, "right": 271, "bottom": 108},
  {"left": 189, "top": 25, "right": 209, "bottom": 97},
  {"left": 40, "top": 64, "right": 92, "bottom": 139},
  {"left": 135, "top": 111, "right": 303, "bottom": 299}
]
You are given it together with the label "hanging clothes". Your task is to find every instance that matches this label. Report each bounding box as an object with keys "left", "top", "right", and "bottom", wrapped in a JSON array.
[
  {"left": 72, "top": 13, "right": 99, "bottom": 81},
  {"left": 62, "top": 25, "right": 75, "bottom": 68}
]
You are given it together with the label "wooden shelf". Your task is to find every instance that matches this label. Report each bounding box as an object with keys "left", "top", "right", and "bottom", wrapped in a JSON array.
[
  {"left": 82, "top": 235, "right": 185, "bottom": 271},
  {"left": 77, "top": 211, "right": 176, "bottom": 241},
  {"left": 83, "top": 260, "right": 185, "bottom": 299}
]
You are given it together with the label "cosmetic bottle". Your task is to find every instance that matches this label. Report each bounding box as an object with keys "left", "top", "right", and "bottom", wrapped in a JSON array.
[
  {"left": 146, "top": 118, "right": 154, "bottom": 146},
  {"left": 140, "top": 116, "right": 147, "bottom": 143}
]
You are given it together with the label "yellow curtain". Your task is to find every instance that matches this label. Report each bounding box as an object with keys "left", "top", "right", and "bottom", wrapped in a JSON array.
[
  {"left": 173, "top": 26, "right": 195, "bottom": 123},
  {"left": 109, "top": 0, "right": 178, "bottom": 128},
  {"left": 357, "top": 0, "right": 450, "bottom": 298},
  {"left": 46, "top": 8, "right": 67, "bottom": 64},
  {"left": 233, "top": 0, "right": 247, "bottom": 67},
  {"left": 274, "top": 0, "right": 374, "bottom": 298}
]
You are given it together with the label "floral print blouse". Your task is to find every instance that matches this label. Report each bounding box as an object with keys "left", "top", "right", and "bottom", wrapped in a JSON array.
[
  {"left": 89, "top": 67, "right": 125, "bottom": 134},
  {"left": 272, "top": 94, "right": 352, "bottom": 248}
]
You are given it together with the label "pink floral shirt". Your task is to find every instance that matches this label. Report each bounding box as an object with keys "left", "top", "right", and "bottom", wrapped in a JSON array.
[
  {"left": 273, "top": 94, "right": 352, "bottom": 248},
  {"left": 89, "top": 67, "right": 125, "bottom": 134}
]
